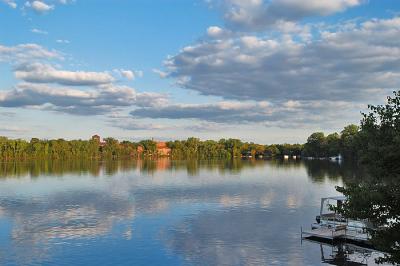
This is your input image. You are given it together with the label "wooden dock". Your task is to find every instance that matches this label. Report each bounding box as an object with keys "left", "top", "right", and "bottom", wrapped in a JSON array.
[{"left": 301, "top": 226, "right": 371, "bottom": 247}]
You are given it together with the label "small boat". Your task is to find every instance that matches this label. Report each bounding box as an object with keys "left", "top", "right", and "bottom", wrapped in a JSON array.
[
  {"left": 329, "top": 154, "right": 343, "bottom": 162},
  {"left": 302, "top": 196, "right": 373, "bottom": 246}
]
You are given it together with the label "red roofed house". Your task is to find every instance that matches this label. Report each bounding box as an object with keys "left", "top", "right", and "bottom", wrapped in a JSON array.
[
  {"left": 137, "top": 145, "right": 144, "bottom": 154},
  {"left": 91, "top": 135, "right": 106, "bottom": 147},
  {"left": 156, "top": 141, "right": 171, "bottom": 156}
]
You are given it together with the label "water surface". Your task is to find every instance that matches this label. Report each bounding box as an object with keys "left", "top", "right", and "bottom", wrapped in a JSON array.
[{"left": 0, "top": 159, "right": 386, "bottom": 265}]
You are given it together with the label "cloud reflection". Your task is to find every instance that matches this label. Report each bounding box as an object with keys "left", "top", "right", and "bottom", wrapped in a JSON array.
[
  {"left": 0, "top": 159, "right": 359, "bottom": 265},
  {"left": 0, "top": 191, "right": 135, "bottom": 265},
  {"left": 163, "top": 208, "right": 306, "bottom": 266}
]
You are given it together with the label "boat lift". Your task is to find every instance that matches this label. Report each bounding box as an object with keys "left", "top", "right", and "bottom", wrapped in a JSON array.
[{"left": 301, "top": 196, "right": 371, "bottom": 247}]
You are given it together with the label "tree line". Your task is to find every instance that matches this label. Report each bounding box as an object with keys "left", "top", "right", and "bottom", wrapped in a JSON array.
[
  {"left": 0, "top": 137, "right": 152, "bottom": 160},
  {"left": 0, "top": 127, "right": 364, "bottom": 161},
  {"left": 167, "top": 138, "right": 303, "bottom": 160},
  {"left": 302, "top": 124, "right": 359, "bottom": 159},
  {"left": 0, "top": 135, "right": 304, "bottom": 161}
]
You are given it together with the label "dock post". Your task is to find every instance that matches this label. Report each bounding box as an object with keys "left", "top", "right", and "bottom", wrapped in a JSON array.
[{"left": 300, "top": 226, "right": 303, "bottom": 245}]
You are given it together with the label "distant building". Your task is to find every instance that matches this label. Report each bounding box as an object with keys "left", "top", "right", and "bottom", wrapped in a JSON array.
[
  {"left": 91, "top": 135, "right": 106, "bottom": 147},
  {"left": 156, "top": 141, "right": 171, "bottom": 156},
  {"left": 92, "top": 135, "right": 100, "bottom": 143},
  {"left": 243, "top": 151, "right": 252, "bottom": 158},
  {"left": 137, "top": 145, "right": 144, "bottom": 154}
]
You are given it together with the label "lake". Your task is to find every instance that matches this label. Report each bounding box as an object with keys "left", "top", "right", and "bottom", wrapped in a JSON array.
[{"left": 0, "top": 159, "right": 388, "bottom": 265}]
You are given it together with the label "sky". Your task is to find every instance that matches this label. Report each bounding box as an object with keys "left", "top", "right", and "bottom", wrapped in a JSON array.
[{"left": 0, "top": 0, "right": 400, "bottom": 143}]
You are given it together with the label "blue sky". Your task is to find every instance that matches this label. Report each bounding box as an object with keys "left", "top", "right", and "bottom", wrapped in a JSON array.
[{"left": 1, "top": 0, "right": 400, "bottom": 143}]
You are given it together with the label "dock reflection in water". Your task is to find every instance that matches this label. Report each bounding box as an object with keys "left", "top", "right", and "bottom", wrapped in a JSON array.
[{"left": 0, "top": 159, "right": 389, "bottom": 265}]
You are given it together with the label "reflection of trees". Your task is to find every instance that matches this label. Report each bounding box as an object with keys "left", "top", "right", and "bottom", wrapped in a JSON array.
[
  {"left": 0, "top": 158, "right": 359, "bottom": 180},
  {"left": 304, "top": 160, "right": 341, "bottom": 182},
  {"left": 0, "top": 158, "right": 368, "bottom": 186},
  {"left": 303, "top": 160, "right": 366, "bottom": 184},
  {"left": 139, "top": 159, "right": 270, "bottom": 176},
  {"left": 314, "top": 242, "right": 383, "bottom": 266},
  {"left": 186, "top": 160, "right": 199, "bottom": 176},
  {"left": 268, "top": 159, "right": 303, "bottom": 169},
  {"left": 0, "top": 160, "right": 103, "bottom": 178},
  {"left": 103, "top": 160, "right": 120, "bottom": 175},
  {"left": 139, "top": 159, "right": 157, "bottom": 174}
]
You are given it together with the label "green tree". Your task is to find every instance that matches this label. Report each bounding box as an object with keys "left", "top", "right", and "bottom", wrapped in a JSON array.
[
  {"left": 304, "top": 132, "right": 326, "bottom": 157},
  {"left": 336, "top": 91, "right": 400, "bottom": 264},
  {"left": 139, "top": 139, "right": 157, "bottom": 156},
  {"left": 340, "top": 124, "right": 359, "bottom": 160},
  {"left": 264, "top": 144, "right": 280, "bottom": 157},
  {"left": 224, "top": 139, "right": 243, "bottom": 158},
  {"left": 326, "top": 132, "right": 340, "bottom": 157}
]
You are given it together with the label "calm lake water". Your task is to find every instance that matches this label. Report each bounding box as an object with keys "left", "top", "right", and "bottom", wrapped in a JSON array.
[{"left": 0, "top": 159, "right": 387, "bottom": 265}]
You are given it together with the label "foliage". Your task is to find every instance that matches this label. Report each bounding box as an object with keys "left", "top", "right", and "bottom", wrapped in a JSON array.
[
  {"left": 139, "top": 139, "right": 157, "bottom": 156},
  {"left": 304, "top": 132, "right": 327, "bottom": 157},
  {"left": 357, "top": 90, "right": 400, "bottom": 176},
  {"left": 303, "top": 125, "right": 359, "bottom": 159},
  {"left": 340, "top": 124, "right": 359, "bottom": 160},
  {"left": 0, "top": 135, "right": 305, "bottom": 161},
  {"left": 167, "top": 138, "right": 303, "bottom": 159},
  {"left": 0, "top": 137, "right": 139, "bottom": 160},
  {"left": 335, "top": 90, "right": 400, "bottom": 264}
]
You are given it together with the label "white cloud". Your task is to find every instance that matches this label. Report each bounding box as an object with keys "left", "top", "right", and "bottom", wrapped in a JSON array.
[
  {"left": 184, "top": 122, "right": 227, "bottom": 132},
  {"left": 206, "top": 26, "right": 231, "bottom": 39},
  {"left": 31, "top": 28, "right": 48, "bottom": 35},
  {"left": 2, "top": 0, "right": 17, "bottom": 8},
  {"left": 0, "top": 126, "right": 28, "bottom": 134},
  {"left": 56, "top": 39, "right": 70, "bottom": 44},
  {"left": 23, "top": 0, "right": 75, "bottom": 14},
  {"left": 212, "top": 0, "right": 363, "bottom": 30},
  {"left": 164, "top": 17, "right": 400, "bottom": 105},
  {"left": 128, "top": 100, "right": 358, "bottom": 128},
  {"left": 26, "top": 1, "right": 54, "bottom": 13},
  {"left": 111, "top": 120, "right": 169, "bottom": 131},
  {"left": 113, "top": 69, "right": 143, "bottom": 80},
  {"left": 0, "top": 43, "right": 61, "bottom": 62},
  {"left": 134, "top": 91, "right": 169, "bottom": 108},
  {"left": 58, "top": 0, "right": 75, "bottom": 4},
  {"left": 0, "top": 111, "right": 16, "bottom": 118},
  {"left": 152, "top": 69, "right": 168, "bottom": 78},
  {"left": 207, "top": 26, "right": 223, "bottom": 36},
  {"left": 15, "top": 63, "right": 115, "bottom": 86},
  {"left": 120, "top": 70, "right": 135, "bottom": 80},
  {"left": 0, "top": 41, "right": 167, "bottom": 119},
  {"left": 0, "top": 83, "right": 169, "bottom": 116}
]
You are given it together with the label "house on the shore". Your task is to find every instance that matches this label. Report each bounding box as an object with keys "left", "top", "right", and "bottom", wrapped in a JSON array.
[
  {"left": 156, "top": 141, "right": 171, "bottom": 156},
  {"left": 91, "top": 135, "right": 106, "bottom": 147},
  {"left": 137, "top": 145, "right": 144, "bottom": 154},
  {"left": 242, "top": 151, "right": 253, "bottom": 158},
  {"left": 136, "top": 141, "right": 171, "bottom": 156}
]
